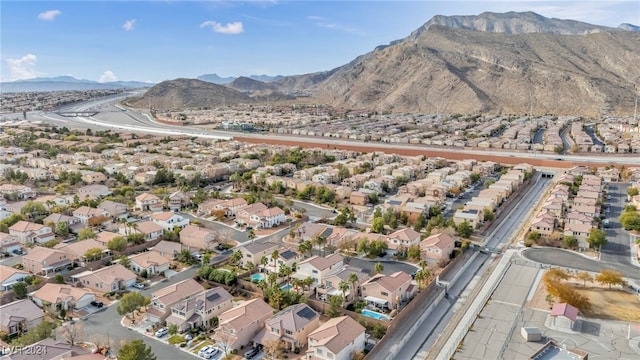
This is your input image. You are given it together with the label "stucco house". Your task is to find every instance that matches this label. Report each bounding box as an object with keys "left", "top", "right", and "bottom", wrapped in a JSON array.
[
  {"left": 166, "top": 287, "right": 233, "bottom": 332},
  {"left": 0, "top": 299, "right": 45, "bottom": 337},
  {"left": 255, "top": 304, "right": 320, "bottom": 351},
  {"left": 306, "top": 316, "right": 366, "bottom": 360},
  {"left": 31, "top": 283, "right": 95, "bottom": 310},
  {"left": 420, "top": 233, "right": 455, "bottom": 261},
  {"left": 128, "top": 251, "right": 170, "bottom": 275},
  {"left": 360, "top": 271, "right": 414, "bottom": 311},
  {"left": 71, "top": 264, "right": 136, "bottom": 293},
  {"left": 214, "top": 298, "right": 274, "bottom": 350}
]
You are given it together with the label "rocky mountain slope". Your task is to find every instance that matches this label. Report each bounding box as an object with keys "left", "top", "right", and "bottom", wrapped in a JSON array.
[
  {"left": 278, "top": 12, "right": 640, "bottom": 116},
  {"left": 129, "top": 78, "right": 254, "bottom": 109}
]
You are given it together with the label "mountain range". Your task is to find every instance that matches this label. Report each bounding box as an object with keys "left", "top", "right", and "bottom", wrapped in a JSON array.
[
  {"left": 0, "top": 76, "right": 154, "bottom": 93},
  {"left": 197, "top": 74, "right": 284, "bottom": 84},
  {"left": 133, "top": 11, "right": 640, "bottom": 116}
]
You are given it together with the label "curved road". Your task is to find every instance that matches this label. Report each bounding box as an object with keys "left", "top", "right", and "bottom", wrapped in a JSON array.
[
  {"left": 522, "top": 248, "right": 640, "bottom": 281},
  {"left": 16, "top": 95, "right": 640, "bottom": 167}
]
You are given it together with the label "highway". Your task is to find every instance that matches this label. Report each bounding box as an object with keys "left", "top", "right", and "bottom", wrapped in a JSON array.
[
  {"left": 366, "top": 174, "right": 552, "bottom": 360},
  {"left": 6, "top": 95, "right": 639, "bottom": 166}
]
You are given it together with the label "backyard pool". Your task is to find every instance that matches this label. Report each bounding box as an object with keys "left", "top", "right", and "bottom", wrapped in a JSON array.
[
  {"left": 361, "top": 309, "right": 389, "bottom": 320},
  {"left": 251, "top": 273, "right": 265, "bottom": 282},
  {"left": 280, "top": 284, "right": 293, "bottom": 291}
]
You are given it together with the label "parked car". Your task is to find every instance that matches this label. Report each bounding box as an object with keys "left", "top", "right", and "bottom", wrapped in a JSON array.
[
  {"left": 90, "top": 301, "right": 104, "bottom": 308},
  {"left": 12, "top": 249, "right": 23, "bottom": 255},
  {"left": 198, "top": 346, "right": 213, "bottom": 357},
  {"left": 244, "top": 347, "right": 260, "bottom": 359},
  {"left": 133, "top": 283, "right": 145, "bottom": 289},
  {"left": 155, "top": 327, "right": 168, "bottom": 338}
]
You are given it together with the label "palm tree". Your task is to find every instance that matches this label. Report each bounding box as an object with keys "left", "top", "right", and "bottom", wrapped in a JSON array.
[
  {"left": 298, "top": 241, "right": 312, "bottom": 258},
  {"left": 338, "top": 280, "right": 349, "bottom": 305},
  {"left": 313, "top": 236, "right": 327, "bottom": 257},
  {"left": 348, "top": 272, "right": 359, "bottom": 301},
  {"left": 260, "top": 255, "right": 269, "bottom": 273},
  {"left": 230, "top": 250, "right": 242, "bottom": 267},
  {"left": 271, "top": 249, "right": 279, "bottom": 274},
  {"left": 278, "top": 264, "right": 292, "bottom": 285},
  {"left": 267, "top": 273, "right": 277, "bottom": 287},
  {"left": 415, "top": 271, "right": 427, "bottom": 290},
  {"left": 247, "top": 261, "right": 256, "bottom": 274},
  {"left": 373, "top": 262, "right": 384, "bottom": 275}
]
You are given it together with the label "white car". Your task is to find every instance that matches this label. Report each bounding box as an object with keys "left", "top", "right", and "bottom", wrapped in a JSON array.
[
  {"left": 198, "top": 346, "right": 213, "bottom": 357},
  {"left": 155, "top": 327, "right": 168, "bottom": 338},
  {"left": 133, "top": 283, "right": 145, "bottom": 289}
]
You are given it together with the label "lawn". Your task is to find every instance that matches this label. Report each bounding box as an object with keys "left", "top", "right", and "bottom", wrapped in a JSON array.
[{"left": 168, "top": 334, "right": 185, "bottom": 345}]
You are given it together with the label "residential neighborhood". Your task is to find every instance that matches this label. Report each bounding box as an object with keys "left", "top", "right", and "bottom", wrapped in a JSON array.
[{"left": 0, "top": 121, "right": 637, "bottom": 360}]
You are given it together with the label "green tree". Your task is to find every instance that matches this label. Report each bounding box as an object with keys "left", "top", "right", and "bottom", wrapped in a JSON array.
[
  {"left": 528, "top": 231, "right": 541, "bottom": 241},
  {"left": 118, "top": 339, "right": 157, "bottom": 360},
  {"left": 119, "top": 255, "right": 131, "bottom": 269},
  {"left": 78, "top": 227, "right": 96, "bottom": 240},
  {"left": 620, "top": 211, "right": 640, "bottom": 231},
  {"left": 372, "top": 218, "right": 384, "bottom": 234},
  {"left": 483, "top": 208, "right": 495, "bottom": 222},
  {"left": 20, "top": 201, "right": 49, "bottom": 222},
  {"left": 54, "top": 274, "right": 65, "bottom": 284},
  {"left": 327, "top": 295, "right": 342, "bottom": 318},
  {"left": 167, "top": 323, "right": 178, "bottom": 336},
  {"left": 407, "top": 244, "right": 421, "bottom": 261},
  {"left": 117, "top": 292, "right": 148, "bottom": 319},
  {"left": 55, "top": 222, "right": 70, "bottom": 237},
  {"left": 107, "top": 236, "right": 128, "bottom": 252},
  {"left": 84, "top": 247, "right": 103, "bottom": 261},
  {"left": 177, "top": 249, "right": 193, "bottom": 264},
  {"left": 13, "top": 282, "right": 27, "bottom": 299},
  {"left": 562, "top": 235, "right": 578, "bottom": 248},
  {"left": 586, "top": 228, "right": 607, "bottom": 250},
  {"left": 373, "top": 262, "right": 384, "bottom": 274},
  {"left": 627, "top": 187, "right": 639, "bottom": 197},
  {"left": 230, "top": 250, "right": 243, "bottom": 266},
  {"left": 338, "top": 280, "right": 349, "bottom": 303},
  {"left": 456, "top": 221, "right": 473, "bottom": 238},
  {"left": 10, "top": 320, "right": 56, "bottom": 346}
]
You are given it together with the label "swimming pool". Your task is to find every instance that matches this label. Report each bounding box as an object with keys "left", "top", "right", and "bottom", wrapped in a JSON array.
[
  {"left": 361, "top": 309, "right": 389, "bottom": 320},
  {"left": 280, "top": 284, "right": 293, "bottom": 291},
  {"left": 250, "top": 273, "right": 265, "bottom": 282}
]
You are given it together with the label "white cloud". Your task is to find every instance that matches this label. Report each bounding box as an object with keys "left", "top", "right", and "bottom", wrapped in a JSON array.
[
  {"left": 200, "top": 20, "right": 244, "bottom": 34},
  {"left": 38, "top": 10, "right": 61, "bottom": 21},
  {"left": 122, "top": 19, "right": 136, "bottom": 31},
  {"left": 307, "top": 16, "right": 364, "bottom": 36},
  {"left": 99, "top": 70, "right": 118, "bottom": 83},
  {"left": 6, "top": 54, "right": 44, "bottom": 81}
]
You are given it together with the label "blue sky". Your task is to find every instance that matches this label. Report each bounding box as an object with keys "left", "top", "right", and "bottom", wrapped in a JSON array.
[{"left": 2, "top": 1, "right": 639, "bottom": 83}]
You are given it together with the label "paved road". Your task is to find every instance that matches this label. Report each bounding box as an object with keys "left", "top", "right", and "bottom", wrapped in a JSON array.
[
  {"left": 522, "top": 182, "right": 640, "bottom": 282},
  {"left": 600, "top": 183, "right": 632, "bottom": 266},
  {"left": 367, "top": 174, "right": 552, "bottom": 360},
  {"left": 17, "top": 97, "right": 640, "bottom": 166},
  {"left": 80, "top": 267, "right": 198, "bottom": 360},
  {"left": 522, "top": 248, "right": 640, "bottom": 281}
]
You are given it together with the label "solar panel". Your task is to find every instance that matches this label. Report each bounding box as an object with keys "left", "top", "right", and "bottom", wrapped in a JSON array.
[
  {"left": 296, "top": 306, "right": 317, "bottom": 320},
  {"left": 320, "top": 228, "right": 333, "bottom": 238},
  {"left": 206, "top": 293, "right": 221, "bottom": 302}
]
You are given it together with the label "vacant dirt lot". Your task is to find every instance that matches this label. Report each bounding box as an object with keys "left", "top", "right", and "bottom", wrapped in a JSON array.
[{"left": 527, "top": 278, "right": 640, "bottom": 322}]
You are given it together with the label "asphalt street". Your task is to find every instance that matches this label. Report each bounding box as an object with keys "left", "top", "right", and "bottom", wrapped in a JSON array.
[
  {"left": 10, "top": 96, "right": 640, "bottom": 165},
  {"left": 522, "top": 182, "right": 640, "bottom": 282},
  {"left": 80, "top": 266, "right": 198, "bottom": 360}
]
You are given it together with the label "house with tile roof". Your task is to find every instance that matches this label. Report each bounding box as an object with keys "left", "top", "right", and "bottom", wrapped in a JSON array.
[
  {"left": 420, "top": 232, "right": 455, "bottom": 261},
  {"left": 118, "top": 220, "right": 163, "bottom": 241},
  {"left": 179, "top": 224, "right": 218, "bottom": 250},
  {"left": 387, "top": 228, "right": 421, "bottom": 251},
  {"left": 128, "top": 250, "right": 170, "bottom": 276},
  {"left": 22, "top": 246, "right": 71, "bottom": 276},
  {"left": 294, "top": 254, "right": 344, "bottom": 286},
  {"left": 135, "top": 192, "right": 163, "bottom": 212},
  {"left": 0, "top": 264, "right": 29, "bottom": 291},
  {"left": 147, "top": 278, "right": 205, "bottom": 324},
  {"left": 8, "top": 221, "right": 54, "bottom": 244},
  {"left": 31, "top": 283, "right": 95, "bottom": 310},
  {"left": 150, "top": 211, "right": 190, "bottom": 231},
  {"left": 0, "top": 299, "right": 45, "bottom": 337},
  {"left": 214, "top": 298, "right": 274, "bottom": 350},
  {"left": 54, "top": 238, "right": 107, "bottom": 265},
  {"left": 305, "top": 316, "right": 365, "bottom": 360},
  {"left": 255, "top": 303, "right": 320, "bottom": 351},
  {"left": 0, "top": 232, "right": 20, "bottom": 254},
  {"left": 238, "top": 241, "right": 280, "bottom": 268},
  {"left": 166, "top": 287, "right": 233, "bottom": 332},
  {"left": 71, "top": 264, "right": 136, "bottom": 293},
  {"left": 360, "top": 271, "right": 414, "bottom": 311}
]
